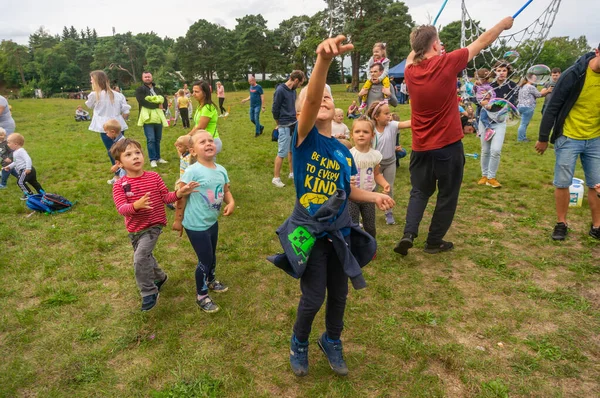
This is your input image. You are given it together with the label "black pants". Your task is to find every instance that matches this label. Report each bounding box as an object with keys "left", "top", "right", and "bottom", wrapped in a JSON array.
[
  {"left": 179, "top": 108, "right": 190, "bottom": 128},
  {"left": 348, "top": 201, "right": 376, "bottom": 238},
  {"left": 403, "top": 140, "right": 464, "bottom": 245},
  {"left": 293, "top": 237, "right": 349, "bottom": 342},
  {"left": 185, "top": 223, "right": 219, "bottom": 296},
  {"left": 218, "top": 98, "right": 226, "bottom": 114},
  {"left": 17, "top": 167, "right": 44, "bottom": 195}
]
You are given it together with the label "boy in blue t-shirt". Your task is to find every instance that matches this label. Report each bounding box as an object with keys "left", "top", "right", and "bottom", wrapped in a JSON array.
[{"left": 288, "top": 36, "right": 395, "bottom": 377}]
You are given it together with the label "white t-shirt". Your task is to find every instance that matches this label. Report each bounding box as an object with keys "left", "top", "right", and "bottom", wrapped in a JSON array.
[
  {"left": 350, "top": 147, "right": 383, "bottom": 192},
  {"left": 373, "top": 121, "right": 400, "bottom": 160},
  {"left": 86, "top": 90, "right": 131, "bottom": 133},
  {"left": 331, "top": 121, "right": 350, "bottom": 139}
]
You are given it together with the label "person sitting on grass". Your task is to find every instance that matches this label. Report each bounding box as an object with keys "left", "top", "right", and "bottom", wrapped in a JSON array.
[
  {"left": 111, "top": 138, "right": 199, "bottom": 312},
  {"left": 103, "top": 119, "right": 126, "bottom": 185},
  {"left": 269, "top": 35, "right": 395, "bottom": 378},
  {"left": 2, "top": 133, "right": 45, "bottom": 200},
  {"left": 75, "top": 106, "right": 90, "bottom": 121},
  {"left": 172, "top": 131, "right": 235, "bottom": 313}
]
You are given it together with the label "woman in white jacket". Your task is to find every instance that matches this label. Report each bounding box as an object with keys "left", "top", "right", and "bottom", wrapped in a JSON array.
[{"left": 86, "top": 70, "right": 131, "bottom": 178}]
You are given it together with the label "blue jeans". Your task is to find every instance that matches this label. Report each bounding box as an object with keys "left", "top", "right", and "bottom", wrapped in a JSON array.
[
  {"left": 517, "top": 106, "right": 534, "bottom": 142},
  {"left": 185, "top": 222, "right": 219, "bottom": 296},
  {"left": 553, "top": 135, "right": 600, "bottom": 188},
  {"left": 100, "top": 132, "right": 117, "bottom": 165},
  {"left": 1, "top": 168, "right": 17, "bottom": 186},
  {"left": 479, "top": 121, "right": 507, "bottom": 179},
  {"left": 249, "top": 106, "right": 262, "bottom": 135},
  {"left": 143, "top": 124, "right": 163, "bottom": 161}
]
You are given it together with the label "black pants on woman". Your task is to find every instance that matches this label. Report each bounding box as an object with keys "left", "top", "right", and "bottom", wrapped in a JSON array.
[
  {"left": 179, "top": 107, "right": 190, "bottom": 128},
  {"left": 218, "top": 98, "right": 226, "bottom": 114},
  {"left": 17, "top": 167, "right": 44, "bottom": 195},
  {"left": 293, "top": 237, "right": 349, "bottom": 342}
]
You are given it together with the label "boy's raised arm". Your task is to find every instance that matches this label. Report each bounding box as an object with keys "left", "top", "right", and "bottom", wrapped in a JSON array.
[{"left": 297, "top": 35, "right": 353, "bottom": 145}]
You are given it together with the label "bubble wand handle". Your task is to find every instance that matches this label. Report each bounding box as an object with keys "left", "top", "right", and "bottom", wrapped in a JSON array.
[
  {"left": 432, "top": 0, "right": 450, "bottom": 26},
  {"left": 513, "top": 0, "right": 534, "bottom": 18}
]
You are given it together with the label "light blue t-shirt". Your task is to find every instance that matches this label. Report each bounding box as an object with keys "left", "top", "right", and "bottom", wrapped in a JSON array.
[
  {"left": 292, "top": 125, "right": 357, "bottom": 217},
  {"left": 181, "top": 162, "right": 230, "bottom": 231}
]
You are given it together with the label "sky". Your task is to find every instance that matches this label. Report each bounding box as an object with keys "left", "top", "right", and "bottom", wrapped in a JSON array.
[{"left": 1, "top": 0, "right": 598, "bottom": 51}]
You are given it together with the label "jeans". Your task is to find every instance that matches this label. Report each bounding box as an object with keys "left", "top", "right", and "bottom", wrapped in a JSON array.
[
  {"left": 517, "top": 106, "right": 534, "bottom": 141},
  {"left": 479, "top": 121, "right": 506, "bottom": 179},
  {"left": 100, "top": 132, "right": 117, "bottom": 165},
  {"left": 403, "top": 140, "right": 465, "bottom": 244},
  {"left": 249, "top": 106, "right": 262, "bottom": 135},
  {"left": 185, "top": 223, "right": 219, "bottom": 296},
  {"left": 1, "top": 168, "right": 17, "bottom": 186},
  {"left": 128, "top": 226, "right": 166, "bottom": 297},
  {"left": 553, "top": 135, "right": 600, "bottom": 188},
  {"left": 293, "top": 237, "right": 349, "bottom": 342},
  {"left": 143, "top": 123, "right": 163, "bottom": 161}
]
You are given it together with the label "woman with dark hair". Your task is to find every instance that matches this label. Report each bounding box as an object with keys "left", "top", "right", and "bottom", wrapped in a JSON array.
[
  {"left": 86, "top": 70, "right": 131, "bottom": 184},
  {"left": 189, "top": 80, "right": 221, "bottom": 154},
  {"left": 478, "top": 60, "right": 517, "bottom": 188}
]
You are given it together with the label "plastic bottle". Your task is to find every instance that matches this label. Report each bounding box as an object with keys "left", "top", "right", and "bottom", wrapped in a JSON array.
[{"left": 465, "top": 153, "right": 479, "bottom": 159}]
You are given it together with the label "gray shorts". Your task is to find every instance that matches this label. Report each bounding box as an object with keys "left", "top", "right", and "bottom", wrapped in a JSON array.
[{"left": 277, "top": 126, "right": 292, "bottom": 158}]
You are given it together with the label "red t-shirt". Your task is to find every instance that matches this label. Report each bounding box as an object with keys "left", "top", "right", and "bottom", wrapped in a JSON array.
[
  {"left": 405, "top": 48, "right": 468, "bottom": 151},
  {"left": 113, "top": 171, "right": 179, "bottom": 233}
]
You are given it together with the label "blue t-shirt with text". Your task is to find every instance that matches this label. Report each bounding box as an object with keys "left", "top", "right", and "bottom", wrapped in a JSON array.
[
  {"left": 293, "top": 126, "right": 357, "bottom": 217},
  {"left": 249, "top": 84, "right": 264, "bottom": 108}
]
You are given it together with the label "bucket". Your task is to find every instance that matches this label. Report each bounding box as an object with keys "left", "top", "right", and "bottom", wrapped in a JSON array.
[{"left": 569, "top": 178, "right": 584, "bottom": 207}]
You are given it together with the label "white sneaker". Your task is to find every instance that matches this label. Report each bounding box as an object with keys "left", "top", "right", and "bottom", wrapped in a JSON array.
[
  {"left": 158, "top": 158, "right": 169, "bottom": 164},
  {"left": 288, "top": 173, "right": 294, "bottom": 179},
  {"left": 272, "top": 178, "right": 285, "bottom": 188},
  {"left": 218, "top": 114, "right": 223, "bottom": 118},
  {"left": 107, "top": 176, "right": 117, "bottom": 185},
  {"left": 150, "top": 160, "right": 158, "bottom": 168},
  {"left": 224, "top": 112, "right": 229, "bottom": 117}
]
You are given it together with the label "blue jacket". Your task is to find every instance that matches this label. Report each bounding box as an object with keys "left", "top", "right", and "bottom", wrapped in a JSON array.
[
  {"left": 271, "top": 83, "right": 297, "bottom": 126},
  {"left": 538, "top": 52, "right": 596, "bottom": 144},
  {"left": 267, "top": 190, "right": 376, "bottom": 290}
]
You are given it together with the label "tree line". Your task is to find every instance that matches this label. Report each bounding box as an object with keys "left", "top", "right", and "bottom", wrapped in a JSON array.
[{"left": 0, "top": 0, "right": 592, "bottom": 97}]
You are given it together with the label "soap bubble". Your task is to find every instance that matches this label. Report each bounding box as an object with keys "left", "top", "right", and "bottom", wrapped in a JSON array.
[
  {"left": 526, "top": 64, "right": 552, "bottom": 85},
  {"left": 487, "top": 98, "right": 520, "bottom": 126},
  {"left": 503, "top": 50, "right": 520, "bottom": 64}
]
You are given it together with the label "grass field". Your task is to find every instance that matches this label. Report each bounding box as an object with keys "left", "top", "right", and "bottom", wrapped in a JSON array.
[{"left": 1, "top": 85, "right": 599, "bottom": 397}]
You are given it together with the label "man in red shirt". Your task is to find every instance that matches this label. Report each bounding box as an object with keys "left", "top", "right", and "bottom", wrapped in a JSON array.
[{"left": 394, "top": 16, "right": 513, "bottom": 256}]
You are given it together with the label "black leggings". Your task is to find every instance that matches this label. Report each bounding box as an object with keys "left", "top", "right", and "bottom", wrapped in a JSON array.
[
  {"left": 218, "top": 98, "right": 226, "bottom": 114},
  {"left": 179, "top": 108, "right": 190, "bottom": 128},
  {"left": 185, "top": 222, "right": 219, "bottom": 296},
  {"left": 17, "top": 167, "right": 44, "bottom": 195}
]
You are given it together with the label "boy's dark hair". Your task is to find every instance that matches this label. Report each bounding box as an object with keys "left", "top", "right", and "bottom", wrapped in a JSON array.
[
  {"left": 551, "top": 67, "right": 561, "bottom": 74},
  {"left": 492, "top": 60, "right": 513, "bottom": 75},
  {"left": 410, "top": 25, "right": 438, "bottom": 65},
  {"left": 370, "top": 62, "right": 384, "bottom": 72},
  {"left": 110, "top": 138, "right": 142, "bottom": 162},
  {"left": 290, "top": 70, "right": 306, "bottom": 82}
]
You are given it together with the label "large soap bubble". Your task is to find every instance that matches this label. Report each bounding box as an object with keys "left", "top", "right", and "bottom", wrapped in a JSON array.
[{"left": 526, "top": 64, "right": 552, "bottom": 85}]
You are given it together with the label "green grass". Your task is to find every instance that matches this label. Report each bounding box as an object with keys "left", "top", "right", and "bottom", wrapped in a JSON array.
[{"left": 1, "top": 85, "right": 599, "bottom": 397}]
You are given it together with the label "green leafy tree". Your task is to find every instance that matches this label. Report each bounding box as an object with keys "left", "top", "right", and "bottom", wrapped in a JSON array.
[{"left": 234, "top": 15, "right": 278, "bottom": 80}]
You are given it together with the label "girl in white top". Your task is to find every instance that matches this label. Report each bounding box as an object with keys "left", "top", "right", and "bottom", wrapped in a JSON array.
[
  {"left": 349, "top": 116, "right": 390, "bottom": 238},
  {"left": 367, "top": 100, "right": 411, "bottom": 225},
  {"left": 86, "top": 70, "right": 131, "bottom": 174}
]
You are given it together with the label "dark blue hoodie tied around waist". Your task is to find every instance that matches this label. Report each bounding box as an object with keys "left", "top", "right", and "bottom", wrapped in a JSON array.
[{"left": 267, "top": 189, "right": 376, "bottom": 290}]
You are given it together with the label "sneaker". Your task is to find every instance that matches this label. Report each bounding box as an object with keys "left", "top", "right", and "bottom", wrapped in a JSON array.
[
  {"left": 288, "top": 173, "right": 294, "bottom": 179},
  {"left": 394, "top": 232, "right": 415, "bottom": 256},
  {"left": 20, "top": 194, "right": 29, "bottom": 201},
  {"left": 107, "top": 176, "right": 117, "bottom": 185},
  {"left": 0, "top": 184, "right": 6, "bottom": 189},
  {"left": 589, "top": 224, "right": 600, "bottom": 240},
  {"left": 260, "top": 125, "right": 264, "bottom": 135},
  {"left": 208, "top": 280, "right": 228, "bottom": 293},
  {"left": 551, "top": 222, "right": 568, "bottom": 241},
  {"left": 317, "top": 332, "right": 348, "bottom": 376},
  {"left": 141, "top": 293, "right": 159, "bottom": 311},
  {"left": 224, "top": 112, "right": 229, "bottom": 117},
  {"left": 290, "top": 335, "right": 309, "bottom": 377},
  {"left": 150, "top": 160, "right": 158, "bottom": 168},
  {"left": 477, "top": 176, "right": 488, "bottom": 185},
  {"left": 166, "top": 203, "right": 176, "bottom": 210},
  {"left": 218, "top": 114, "right": 224, "bottom": 118},
  {"left": 484, "top": 128, "right": 496, "bottom": 141},
  {"left": 486, "top": 178, "right": 502, "bottom": 188},
  {"left": 196, "top": 296, "right": 219, "bottom": 313},
  {"left": 423, "top": 240, "right": 454, "bottom": 254},
  {"left": 272, "top": 177, "right": 285, "bottom": 188},
  {"left": 385, "top": 211, "right": 395, "bottom": 225},
  {"left": 158, "top": 158, "right": 169, "bottom": 164},
  {"left": 154, "top": 275, "right": 168, "bottom": 292},
  {"left": 358, "top": 102, "right": 367, "bottom": 111}
]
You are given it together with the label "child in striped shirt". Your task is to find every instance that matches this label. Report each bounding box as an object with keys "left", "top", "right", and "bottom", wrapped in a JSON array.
[{"left": 111, "top": 138, "right": 199, "bottom": 312}]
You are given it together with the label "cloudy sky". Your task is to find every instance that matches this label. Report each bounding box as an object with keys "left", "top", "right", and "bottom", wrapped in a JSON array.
[{"left": 2, "top": 0, "right": 598, "bottom": 50}]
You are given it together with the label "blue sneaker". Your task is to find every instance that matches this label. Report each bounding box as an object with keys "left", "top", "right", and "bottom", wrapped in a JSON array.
[
  {"left": 154, "top": 274, "right": 168, "bottom": 292},
  {"left": 289, "top": 335, "right": 309, "bottom": 377},
  {"left": 0, "top": 184, "right": 6, "bottom": 189},
  {"left": 317, "top": 332, "right": 348, "bottom": 376},
  {"left": 141, "top": 293, "right": 159, "bottom": 312}
]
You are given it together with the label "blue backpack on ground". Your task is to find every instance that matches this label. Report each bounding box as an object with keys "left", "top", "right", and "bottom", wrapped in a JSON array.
[
  {"left": 271, "top": 128, "right": 279, "bottom": 142},
  {"left": 26, "top": 193, "right": 74, "bottom": 214}
]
